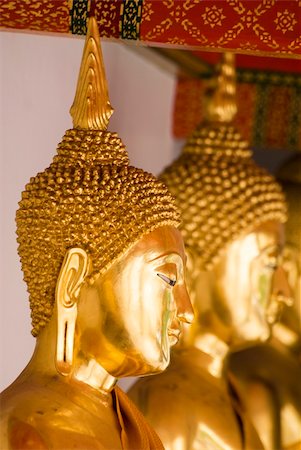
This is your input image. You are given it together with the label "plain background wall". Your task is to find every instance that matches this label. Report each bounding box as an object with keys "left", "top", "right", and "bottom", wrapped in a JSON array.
[{"left": 0, "top": 31, "right": 177, "bottom": 391}]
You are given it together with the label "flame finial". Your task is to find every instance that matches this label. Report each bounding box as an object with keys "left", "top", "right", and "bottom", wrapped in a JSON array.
[
  {"left": 204, "top": 53, "right": 237, "bottom": 123},
  {"left": 70, "top": 16, "right": 114, "bottom": 130}
]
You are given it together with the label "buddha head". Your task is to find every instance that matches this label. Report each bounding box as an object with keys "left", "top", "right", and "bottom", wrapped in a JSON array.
[
  {"left": 160, "top": 54, "right": 289, "bottom": 350},
  {"left": 15, "top": 18, "right": 192, "bottom": 379},
  {"left": 274, "top": 154, "right": 301, "bottom": 352}
]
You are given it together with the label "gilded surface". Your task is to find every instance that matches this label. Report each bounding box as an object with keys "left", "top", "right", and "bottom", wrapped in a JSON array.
[
  {"left": 161, "top": 56, "right": 286, "bottom": 270},
  {"left": 204, "top": 53, "right": 237, "bottom": 123},
  {"left": 276, "top": 155, "right": 301, "bottom": 353},
  {"left": 130, "top": 220, "right": 291, "bottom": 449},
  {"left": 228, "top": 341, "right": 301, "bottom": 450},
  {"left": 229, "top": 199, "right": 301, "bottom": 449},
  {"left": 16, "top": 17, "right": 180, "bottom": 338},
  {"left": 70, "top": 15, "right": 114, "bottom": 130},
  {"left": 129, "top": 54, "right": 291, "bottom": 450},
  {"left": 1, "top": 15, "right": 194, "bottom": 450}
]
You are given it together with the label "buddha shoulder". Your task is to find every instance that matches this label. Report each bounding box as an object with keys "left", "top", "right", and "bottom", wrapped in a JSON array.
[
  {"left": 0, "top": 381, "right": 121, "bottom": 449},
  {"left": 129, "top": 350, "right": 243, "bottom": 449},
  {"left": 0, "top": 384, "right": 59, "bottom": 449}
]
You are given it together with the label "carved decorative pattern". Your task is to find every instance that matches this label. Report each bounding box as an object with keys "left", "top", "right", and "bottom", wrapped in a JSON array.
[
  {"left": 1, "top": 0, "right": 300, "bottom": 56},
  {"left": 0, "top": 0, "right": 69, "bottom": 33},
  {"left": 120, "top": 0, "right": 143, "bottom": 40},
  {"left": 139, "top": 0, "right": 301, "bottom": 56},
  {"left": 70, "top": 0, "right": 89, "bottom": 35},
  {"left": 95, "top": 0, "right": 121, "bottom": 39}
]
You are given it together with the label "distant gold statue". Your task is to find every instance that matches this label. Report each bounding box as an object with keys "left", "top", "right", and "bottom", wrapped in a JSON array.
[
  {"left": 0, "top": 17, "right": 193, "bottom": 449},
  {"left": 129, "top": 54, "right": 291, "bottom": 449},
  {"left": 228, "top": 154, "right": 301, "bottom": 450},
  {"left": 275, "top": 154, "right": 301, "bottom": 356}
]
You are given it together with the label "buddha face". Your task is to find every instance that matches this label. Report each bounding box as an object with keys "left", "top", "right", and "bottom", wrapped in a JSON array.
[
  {"left": 188, "top": 221, "right": 291, "bottom": 349},
  {"left": 272, "top": 244, "right": 301, "bottom": 349},
  {"left": 283, "top": 244, "right": 300, "bottom": 316},
  {"left": 76, "top": 225, "right": 193, "bottom": 377}
]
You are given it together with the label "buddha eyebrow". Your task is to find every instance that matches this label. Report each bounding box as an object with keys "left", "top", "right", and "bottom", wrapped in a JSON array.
[
  {"left": 148, "top": 253, "right": 183, "bottom": 267},
  {"left": 255, "top": 240, "right": 281, "bottom": 255}
]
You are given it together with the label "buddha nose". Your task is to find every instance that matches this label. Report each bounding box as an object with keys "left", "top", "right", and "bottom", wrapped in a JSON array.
[
  {"left": 271, "top": 265, "right": 293, "bottom": 307},
  {"left": 174, "top": 283, "right": 194, "bottom": 324},
  {"left": 267, "top": 265, "right": 294, "bottom": 324}
]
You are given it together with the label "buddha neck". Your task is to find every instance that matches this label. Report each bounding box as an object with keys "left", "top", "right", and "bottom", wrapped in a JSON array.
[
  {"left": 190, "top": 331, "right": 230, "bottom": 379},
  {"left": 21, "top": 314, "right": 117, "bottom": 394}
]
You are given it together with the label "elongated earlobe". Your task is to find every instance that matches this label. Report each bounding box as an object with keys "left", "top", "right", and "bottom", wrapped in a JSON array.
[
  {"left": 55, "top": 248, "right": 89, "bottom": 376},
  {"left": 56, "top": 304, "right": 77, "bottom": 376}
]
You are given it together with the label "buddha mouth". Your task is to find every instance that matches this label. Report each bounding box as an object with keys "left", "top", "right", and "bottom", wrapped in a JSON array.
[{"left": 168, "top": 327, "right": 181, "bottom": 346}]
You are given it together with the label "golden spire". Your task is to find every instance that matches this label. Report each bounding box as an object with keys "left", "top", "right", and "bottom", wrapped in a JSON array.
[
  {"left": 204, "top": 53, "right": 237, "bottom": 123},
  {"left": 70, "top": 16, "right": 114, "bottom": 130}
]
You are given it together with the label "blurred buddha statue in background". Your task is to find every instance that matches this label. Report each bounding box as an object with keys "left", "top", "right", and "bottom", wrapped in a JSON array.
[
  {"left": 0, "top": 17, "right": 193, "bottom": 450},
  {"left": 275, "top": 154, "right": 301, "bottom": 357},
  {"left": 228, "top": 154, "right": 301, "bottom": 450},
  {"left": 129, "top": 53, "right": 290, "bottom": 450}
]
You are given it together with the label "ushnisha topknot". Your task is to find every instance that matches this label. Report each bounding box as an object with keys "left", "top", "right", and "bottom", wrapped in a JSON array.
[
  {"left": 16, "top": 17, "right": 180, "bottom": 337},
  {"left": 160, "top": 53, "right": 286, "bottom": 270}
]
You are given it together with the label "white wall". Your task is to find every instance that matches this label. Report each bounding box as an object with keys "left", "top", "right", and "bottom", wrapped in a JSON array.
[{"left": 0, "top": 31, "right": 177, "bottom": 391}]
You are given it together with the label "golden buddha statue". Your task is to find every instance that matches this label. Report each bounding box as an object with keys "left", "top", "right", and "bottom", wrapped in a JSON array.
[
  {"left": 129, "top": 54, "right": 291, "bottom": 450},
  {"left": 227, "top": 154, "right": 301, "bottom": 450},
  {"left": 274, "top": 154, "right": 301, "bottom": 357},
  {"left": 0, "top": 17, "right": 193, "bottom": 449}
]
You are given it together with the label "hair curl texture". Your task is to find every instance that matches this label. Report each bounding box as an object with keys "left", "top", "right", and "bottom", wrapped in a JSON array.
[
  {"left": 16, "top": 129, "right": 180, "bottom": 336},
  {"left": 160, "top": 123, "right": 286, "bottom": 270}
]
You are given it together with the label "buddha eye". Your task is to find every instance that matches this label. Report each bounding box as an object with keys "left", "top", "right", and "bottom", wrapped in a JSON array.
[
  {"left": 265, "top": 257, "right": 278, "bottom": 271},
  {"left": 266, "top": 263, "right": 277, "bottom": 270},
  {"left": 157, "top": 273, "right": 177, "bottom": 287}
]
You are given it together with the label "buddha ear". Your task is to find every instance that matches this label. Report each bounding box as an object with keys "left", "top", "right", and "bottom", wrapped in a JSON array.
[
  {"left": 55, "top": 247, "right": 90, "bottom": 376},
  {"left": 56, "top": 247, "right": 90, "bottom": 308}
]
